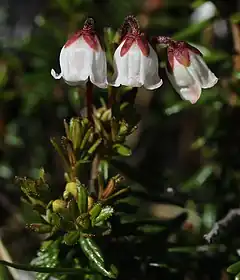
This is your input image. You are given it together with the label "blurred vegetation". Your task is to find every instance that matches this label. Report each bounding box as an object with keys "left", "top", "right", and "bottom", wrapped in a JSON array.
[{"left": 1, "top": 0, "right": 240, "bottom": 279}]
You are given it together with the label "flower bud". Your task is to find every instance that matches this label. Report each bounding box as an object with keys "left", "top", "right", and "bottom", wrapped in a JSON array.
[
  {"left": 28, "top": 223, "right": 52, "bottom": 234},
  {"left": 156, "top": 37, "right": 218, "bottom": 104},
  {"left": 65, "top": 182, "right": 77, "bottom": 198},
  {"left": 52, "top": 199, "right": 67, "bottom": 213},
  {"left": 51, "top": 18, "right": 108, "bottom": 88},
  {"left": 69, "top": 118, "right": 82, "bottom": 150},
  {"left": 110, "top": 15, "right": 162, "bottom": 90}
]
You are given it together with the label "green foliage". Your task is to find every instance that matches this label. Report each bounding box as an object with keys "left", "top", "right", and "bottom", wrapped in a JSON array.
[{"left": 31, "top": 240, "right": 60, "bottom": 280}]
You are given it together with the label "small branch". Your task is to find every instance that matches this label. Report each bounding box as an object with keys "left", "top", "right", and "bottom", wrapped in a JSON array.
[
  {"left": 89, "top": 154, "right": 100, "bottom": 194},
  {"left": 0, "top": 260, "right": 96, "bottom": 275},
  {"left": 204, "top": 208, "right": 240, "bottom": 243},
  {"left": 108, "top": 86, "right": 116, "bottom": 108},
  {"left": 86, "top": 81, "right": 94, "bottom": 124}
]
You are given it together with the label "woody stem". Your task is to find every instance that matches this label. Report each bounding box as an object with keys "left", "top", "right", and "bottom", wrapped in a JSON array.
[
  {"left": 108, "top": 86, "right": 116, "bottom": 108},
  {"left": 86, "top": 80, "right": 94, "bottom": 124}
]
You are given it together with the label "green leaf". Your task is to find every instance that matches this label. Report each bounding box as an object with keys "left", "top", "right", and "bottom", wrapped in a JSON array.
[
  {"left": 69, "top": 118, "right": 82, "bottom": 150},
  {"left": 31, "top": 240, "right": 60, "bottom": 280},
  {"left": 236, "top": 272, "right": 240, "bottom": 280},
  {"left": 63, "top": 231, "right": 80, "bottom": 246},
  {"left": 87, "top": 139, "right": 102, "bottom": 157},
  {"left": 113, "top": 144, "right": 132, "bottom": 156},
  {"left": 79, "top": 236, "right": 117, "bottom": 278},
  {"left": 76, "top": 180, "right": 88, "bottom": 214},
  {"left": 227, "top": 261, "right": 240, "bottom": 274},
  {"left": 95, "top": 206, "right": 114, "bottom": 225},
  {"left": 89, "top": 203, "right": 102, "bottom": 226},
  {"left": 50, "top": 138, "right": 69, "bottom": 171}
]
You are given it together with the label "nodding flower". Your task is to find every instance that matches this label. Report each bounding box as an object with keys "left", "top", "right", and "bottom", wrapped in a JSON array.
[
  {"left": 51, "top": 18, "right": 108, "bottom": 88},
  {"left": 156, "top": 36, "right": 218, "bottom": 104},
  {"left": 109, "top": 15, "right": 163, "bottom": 90}
]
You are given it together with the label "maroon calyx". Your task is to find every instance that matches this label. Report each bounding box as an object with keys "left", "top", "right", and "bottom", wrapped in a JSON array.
[
  {"left": 64, "top": 18, "right": 99, "bottom": 51},
  {"left": 120, "top": 33, "right": 150, "bottom": 57},
  {"left": 119, "top": 15, "right": 150, "bottom": 57},
  {"left": 155, "top": 36, "right": 172, "bottom": 46},
  {"left": 167, "top": 41, "right": 202, "bottom": 70}
]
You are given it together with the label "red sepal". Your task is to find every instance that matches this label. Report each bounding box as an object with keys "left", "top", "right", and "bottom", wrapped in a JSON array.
[
  {"left": 120, "top": 37, "right": 135, "bottom": 56},
  {"left": 137, "top": 34, "right": 150, "bottom": 57},
  {"left": 167, "top": 48, "right": 174, "bottom": 70},
  {"left": 83, "top": 33, "right": 99, "bottom": 51},
  {"left": 173, "top": 42, "right": 190, "bottom": 67},
  {"left": 64, "top": 31, "right": 82, "bottom": 48}
]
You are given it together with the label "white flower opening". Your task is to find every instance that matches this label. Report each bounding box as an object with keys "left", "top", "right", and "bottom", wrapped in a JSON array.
[
  {"left": 167, "top": 50, "right": 218, "bottom": 104},
  {"left": 110, "top": 40, "right": 163, "bottom": 90},
  {"left": 51, "top": 36, "right": 108, "bottom": 88}
]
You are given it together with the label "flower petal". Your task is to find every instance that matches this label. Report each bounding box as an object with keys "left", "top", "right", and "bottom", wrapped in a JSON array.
[
  {"left": 59, "top": 37, "right": 92, "bottom": 85},
  {"left": 167, "top": 58, "right": 201, "bottom": 104},
  {"left": 188, "top": 51, "right": 218, "bottom": 88},
  {"left": 110, "top": 41, "right": 162, "bottom": 89},
  {"left": 51, "top": 69, "right": 62, "bottom": 79},
  {"left": 177, "top": 84, "right": 202, "bottom": 104},
  {"left": 90, "top": 48, "right": 108, "bottom": 88},
  {"left": 110, "top": 41, "right": 142, "bottom": 87},
  {"left": 141, "top": 44, "right": 163, "bottom": 90}
]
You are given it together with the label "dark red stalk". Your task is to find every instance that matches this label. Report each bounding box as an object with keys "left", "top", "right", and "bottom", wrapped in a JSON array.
[{"left": 86, "top": 80, "right": 94, "bottom": 124}]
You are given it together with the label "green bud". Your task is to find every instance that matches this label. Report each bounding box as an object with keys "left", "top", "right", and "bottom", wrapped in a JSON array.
[
  {"left": 50, "top": 213, "right": 61, "bottom": 228},
  {"left": 76, "top": 213, "right": 90, "bottom": 230},
  {"left": 52, "top": 199, "right": 67, "bottom": 213},
  {"left": 111, "top": 118, "right": 119, "bottom": 142},
  {"left": 89, "top": 203, "right": 102, "bottom": 226},
  {"left": 67, "top": 199, "right": 78, "bottom": 219},
  {"left": 113, "top": 144, "right": 132, "bottom": 156},
  {"left": 69, "top": 118, "right": 82, "bottom": 150},
  {"left": 95, "top": 107, "right": 106, "bottom": 119},
  {"left": 101, "top": 109, "right": 112, "bottom": 122},
  {"left": 80, "top": 127, "right": 93, "bottom": 150},
  {"left": 65, "top": 182, "right": 77, "bottom": 198},
  {"left": 88, "top": 196, "right": 94, "bottom": 211},
  {"left": 81, "top": 117, "right": 89, "bottom": 127},
  {"left": 63, "top": 190, "right": 69, "bottom": 200},
  {"left": 28, "top": 223, "right": 52, "bottom": 234},
  {"left": 119, "top": 121, "right": 128, "bottom": 136},
  {"left": 76, "top": 180, "right": 88, "bottom": 214},
  {"left": 93, "top": 117, "right": 102, "bottom": 133},
  {"left": 63, "top": 231, "right": 80, "bottom": 246},
  {"left": 64, "top": 119, "right": 70, "bottom": 139},
  {"left": 87, "top": 138, "right": 102, "bottom": 156}
]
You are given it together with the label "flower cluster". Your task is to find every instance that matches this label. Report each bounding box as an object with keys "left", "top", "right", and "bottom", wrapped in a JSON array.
[{"left": 51, "top": 15, "right": 218, "bottom": 104}]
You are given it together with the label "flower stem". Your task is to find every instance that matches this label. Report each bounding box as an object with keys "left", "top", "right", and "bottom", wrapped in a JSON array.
[
  {"left": 108, "top": 86, "right": 116, "bottom": 108},
  {"left": 86, "top": 81, "right": 94, "bottom": 124}
]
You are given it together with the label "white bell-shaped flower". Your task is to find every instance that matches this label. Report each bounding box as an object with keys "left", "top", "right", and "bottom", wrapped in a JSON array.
[
  {"left": 51, "top": 19, "right": 108, "bottom": 88},
  {"left": 165, "top": 40, "right": 218, "bottom": 104},
  {"left": 110, "top": 39, "right": 163, "bottom": 90},
  {"left": 110, "top": 15, "right": 162, "bottom": 90}
]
